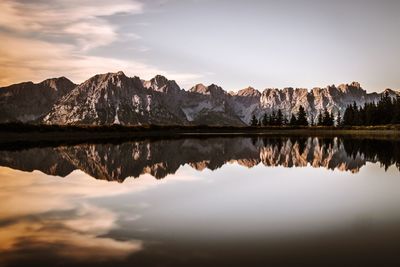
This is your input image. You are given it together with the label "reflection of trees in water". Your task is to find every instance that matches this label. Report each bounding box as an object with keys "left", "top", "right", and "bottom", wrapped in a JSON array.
[
  {"left": 0, "top": 136, "right": 399, "bottom": 181},
  {"left": 258, "top": 137, "right": 361, "bottom": 171},
  {"left": 342, "top": 138, "right": 400, "bottom": 171},
  {"left": 261, "top": 137, "right": 400, "bottom": 172}
]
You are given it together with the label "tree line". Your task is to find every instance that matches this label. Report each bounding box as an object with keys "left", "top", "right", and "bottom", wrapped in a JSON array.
[
  {"left": 342, "top": 93, "right": 400, "bottom": 126},
  {"left": 250, "top": 105, "right": 337, "bottom": 127},
  {"left": 250, "top": 93, "right": 400, "bottom": 127}
]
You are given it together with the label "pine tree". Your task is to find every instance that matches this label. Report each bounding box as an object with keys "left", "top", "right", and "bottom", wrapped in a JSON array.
[
  {"left": 336, "top": 112, "right": 342, "bottom": 127},
  {"left": 364, "top": 102, "right": 377, "bottom": 125},
  {"left": 322, "top": 108, "right": 331, "bottom": 126},
  {"left": 270, "top": 111, "right": 276, "bottom": 126},
  {"left": 329, "top": 111, "right": 335, "bottom": 126},
  {"left": 317, "top": 111, "right": 323, "bottom": 126},
  {"left": 310, "top": 113, "right": 315, "bottom": 126},
  {"left": 276, "top": 109, "right": 283, "bottom": 126},
  {"left": 393, "top": 95, "right": 400, "bottom": 124},
  {"left": 297, "top": 105, "right": 308, "bottom": 126},
  {"left": 378, "top": 92, "right": 393, "bottom": 124},
  {"left": 261, "top": 113, "right": 268, "bottom": 126},
  {"left": 250, "top": 115, "right": 258, "bottom": 126},
  {"left": 289, "top": 113, "right": 297, "bottom": 126},
  {"left": 343, "top": 104, "right": 354, "bottom": 126},
  {"left": 352, "top": 102, "right": 360, "bottom": 125},
  {"left": 283, "top": 115, "right": 288, "bottom": 126}
]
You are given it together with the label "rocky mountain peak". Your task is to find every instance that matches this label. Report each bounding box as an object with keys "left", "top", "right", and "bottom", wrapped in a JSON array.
[
  {"left": 190, "top": 83, "right": 208, "bottom": 94},
  {"left": 0, "top": 77, "right": 76, "bottom": 122},
  {"left": 383, "top": 88, "right": 395, "bottom": 94},
  {"left": 144, "top": 74, "right": 180, "bottom": 93},
  {"left": 350, "top": 81, "right": 361, "bottom": 88},
  {"left": 338, "top": 81, "right": 364, "bottom": 93},
  {"left": 79, "top": 71, "right": 139, "bottom": 93},
  {"left": 152, "top": 74, "right": 169, "bottom": 85},
  {"left": 208, "top": 84, "right": 225, "bottom": 95},
  {"left": 190, "top": 83, "right": 225, "bottom": 96},
  {"left": 236, "top": 87, "right": 261, "bottom": 97},
  {"left": 93, "top": 71, "right": 127, "bottom": 81},
  {"left": 39, "top": 77, "right": 76, "bottom": 93},
  {"left": 382, "top": 88, "right": 400, "bottom": 98}
]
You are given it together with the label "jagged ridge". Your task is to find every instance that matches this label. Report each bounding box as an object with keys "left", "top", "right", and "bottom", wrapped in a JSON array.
[{"left": 1, "top": 72, "right": 399, "bottom": 125}]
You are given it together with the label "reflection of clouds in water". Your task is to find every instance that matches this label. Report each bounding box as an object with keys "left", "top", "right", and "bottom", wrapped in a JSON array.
[
  {"left": 0, "top": 167, "right": 197, "bottom": 219},
  {"left": 0, "top": 203, "right": 142, "bottom": 261},
  {"left": 0, "top": 165, "right": 200, "bottom": 262},
  {"left": 2, "top": 154, "right": 400, "bottom": 264},
  {"left": 1, "top": 153, "right": 400, "bottom": 266}
]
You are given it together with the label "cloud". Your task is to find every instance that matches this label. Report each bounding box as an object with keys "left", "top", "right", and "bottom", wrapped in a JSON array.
[
  {"left": 64, "top": 20, "right": 118, "bottom": 51},
  {"left": 0, "top": 0, "right": 201, "bottom": 87},
  {"left": 0, "top": 33, "right": 202, "bottom": 86},
  {"left": 0, "top": 0, "right": 141, "bottom": 52},
  {"left": 0, "top": 0, "right": 143, "bottom": 32}
]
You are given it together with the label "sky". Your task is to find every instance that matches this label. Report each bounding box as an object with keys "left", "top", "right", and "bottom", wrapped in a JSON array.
[{"left": 0, "top": 0, "right": 399, "bottom": 92}]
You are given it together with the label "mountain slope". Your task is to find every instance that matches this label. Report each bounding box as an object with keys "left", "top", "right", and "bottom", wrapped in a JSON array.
[
  {"left": 44, "top": 72, "right": 185, "bottom": 125},
  {"left": 44, "top": 72, "right": 246, "bottom": 126},
  {"left": 0, "top": 77, "right": 76, "bottom": 122}
]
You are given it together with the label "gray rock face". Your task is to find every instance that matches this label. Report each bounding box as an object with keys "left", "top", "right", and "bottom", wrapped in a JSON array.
[
  {"left": 44, "top": 72, "right": 245, "bottom": 126},
  {"left": 1, "top": 71, "right": 399, "bottom": 125},
  {"left": 182, "top": 83, "right": 245, "bottom": 126},
  {"left": 44, "top": 72, "right": 191, "bottom": 125},
  {"left": 0, "top": 77, "right": 76, "bottom": 122},
  {"left": 231, "top": 82, "right": 399, "bottom": 124}
]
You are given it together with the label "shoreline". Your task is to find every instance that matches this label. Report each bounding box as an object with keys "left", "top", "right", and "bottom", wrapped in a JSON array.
[
  {"left": 0, "top": 124, "right": 399, "bottom": 150},
  {"left": 1, "top": 123, "right": 400, "bottom": 132}
]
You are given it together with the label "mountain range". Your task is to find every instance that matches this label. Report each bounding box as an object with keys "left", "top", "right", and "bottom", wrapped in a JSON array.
[{"left": 1, "top": 71, "right": 399, "bottom": 126}]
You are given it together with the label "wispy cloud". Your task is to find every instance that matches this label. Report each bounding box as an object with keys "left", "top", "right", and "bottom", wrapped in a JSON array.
[
  {"left": 63, "top": 20, "right": 119, "bottom": 51},
  {"left": 0, "top": 0, "right": 201, "bottom": 86},
  {"left": 0, "top": 32, "right": 202, "bottom": 86},
  {"left": 0, "top": 0, "right": 143, "bottom": 33}
]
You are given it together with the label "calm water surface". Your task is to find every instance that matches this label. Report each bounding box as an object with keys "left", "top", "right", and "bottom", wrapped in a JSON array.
[{"left": 0, "top": 136, "right": 400, "bottom": 266}]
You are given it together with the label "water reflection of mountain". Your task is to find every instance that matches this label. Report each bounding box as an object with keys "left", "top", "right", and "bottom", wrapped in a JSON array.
[{"left": 0, "top": 137, "right": 399, "bottom": 181}]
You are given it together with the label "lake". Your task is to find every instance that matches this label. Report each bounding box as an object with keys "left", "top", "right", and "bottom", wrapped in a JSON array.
[{"left": 0, "top": 135, "right": 400, "bottom": 266}]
